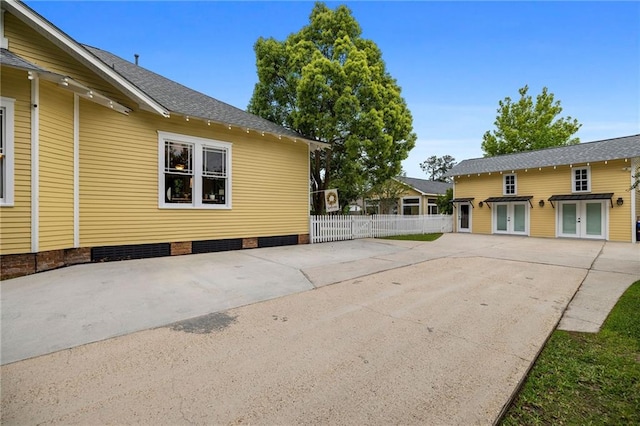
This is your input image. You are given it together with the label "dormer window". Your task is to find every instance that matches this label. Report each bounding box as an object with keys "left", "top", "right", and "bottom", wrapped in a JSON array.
[
  {"left": 572, "top": 167, "right": 590, "bottom": 193},
  {"left": 503, "top": 174, "right": 516, "bottom": 195}
]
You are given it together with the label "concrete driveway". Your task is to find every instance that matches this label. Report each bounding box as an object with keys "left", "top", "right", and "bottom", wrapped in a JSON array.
[{"left": 1, "top": 234, "right": 639, "bottom": 425}]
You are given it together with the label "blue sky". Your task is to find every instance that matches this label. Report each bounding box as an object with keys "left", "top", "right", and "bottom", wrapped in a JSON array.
[{"left": 26, "top": 1, "right": 639, "bottom": 178}]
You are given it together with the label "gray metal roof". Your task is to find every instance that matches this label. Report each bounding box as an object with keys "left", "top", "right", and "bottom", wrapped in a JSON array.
[
  {"left": 395, "top": 176, "right": 452, "bottom": 195},
  {"left": 1, "top": 48, "right": 47, "bottom": 72},
  {"left": 446, "top": 134, "right": 640, "bottom": 177},
  {"left": 83, "top": 45, "right": 314, "bottom": 143}
]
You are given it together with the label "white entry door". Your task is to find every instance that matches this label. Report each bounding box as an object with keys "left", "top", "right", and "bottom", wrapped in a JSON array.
[
  {"left": 558, "top": 201, "right": 606, "bottom": 239},
  {"left": 457, "top": 203, "right": 471, "bottom": 232},
  {"left": 494, "top": 202, "right": 528, "bottom": 235}
]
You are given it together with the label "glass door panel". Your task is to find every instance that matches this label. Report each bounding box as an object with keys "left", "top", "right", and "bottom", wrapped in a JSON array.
[
  {"left": 513, "top": 204, "right": 526, "bottom": 233},
  {"left": 460, "top": 204, "right": 469, "bottom": 230},
  {"left": 496, "top": 204, "right": 508, "bottom": 231},
  {"left": 562, "top": 203, "right": 577, "bottom": 235},
  {"left": 585, "top": 202, "right": 602, "bottom": 236}
]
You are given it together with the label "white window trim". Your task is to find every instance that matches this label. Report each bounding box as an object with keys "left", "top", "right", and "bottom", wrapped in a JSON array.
[
  {"left": 0, "top": 96, "right": 15, "bottom": 206},
  {"left": 503, "top": 173, "right": 517, "bottom": 195},
  {"left": 571, "top": 166, "right": 591, "bottom": 193},
  {"left": 427, "top": 198, "right": 438, "bottom": 215},
  {"left": 157, "top": 131, "right": 232, "bottom": 209},
  {"left": 401, "top": 196, "right": 421, "bottom": 215}
]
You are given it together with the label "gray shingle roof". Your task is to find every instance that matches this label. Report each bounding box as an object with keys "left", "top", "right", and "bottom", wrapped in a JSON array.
[
  {"left": 83, "top": 45, "right": 310, "bottom": 142},
  {"left": 395, "top": 176, "right": 452, "bottom": 195},
  {"left": 1, "top": 48, "right": 47, "bottom": 72},
  {"left": 446, "top": 134, "right": 640, "bottom": 177}
]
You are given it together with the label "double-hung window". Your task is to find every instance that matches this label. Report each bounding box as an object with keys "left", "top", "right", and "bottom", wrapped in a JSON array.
[
  {"left": 572, "top": 167, "right": 590, "bottom": 192},
  {"left": 158, "top": 131, "right": 231, "bottom": 209},
  {"left": 427, "top": 198, "right": 438, "bottom": 215},
  {"left": 503, "top": 174, "right": 516, "bottom": 195},
  {"left": 402, "top": 197, "right": 420, "bottom": 215},
  {"left": 0, "top": 97, "right": 15, "bottom": 206}
]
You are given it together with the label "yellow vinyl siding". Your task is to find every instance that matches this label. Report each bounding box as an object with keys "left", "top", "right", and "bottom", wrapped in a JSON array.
[
  {"left": 38, "top": 81, "right": 74, "bottom": 251},
  {"left": 4, "top": 14, "right": 130, "bottom": 107},
  {"left": 454, "top": 160, "right": 635, "bottom": 241},
  {"left": 593, "top": 160, "right": 633, "bottom": 242},
  {"left": 453, "top": 174, "right": 499, "bottom": 234},
  {"left": 79, "top": 101, "right": 309, "bottom": 247},
  {"left": 0, "top": 67, "right": 32, "bottom": 254}
]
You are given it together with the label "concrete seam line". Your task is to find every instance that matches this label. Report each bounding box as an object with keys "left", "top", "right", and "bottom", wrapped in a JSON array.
[
  {"left": 300, "top": 269, "right": 318, "bottom": 289},
  {"left": 449, "top": 254, "right": 596, "bottom": 272}
]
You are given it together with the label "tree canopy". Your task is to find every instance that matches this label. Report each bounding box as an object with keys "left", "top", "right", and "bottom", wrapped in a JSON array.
[
  {"left": 481, "top": 85, "right": 582, "bottom": 157},
  {"left": 419, "top": 155, "right": 456, "bottom": 182},
  {"left": 248, "top": 2, "right": 416, "bottom": 212},
  {"left": 437, "top": 187, "right": 453, "bottom": 215}
]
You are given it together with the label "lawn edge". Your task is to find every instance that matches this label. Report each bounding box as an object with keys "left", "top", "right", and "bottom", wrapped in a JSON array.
[{"left": 493, "top": 269, "right": 591, "bottom": 426}]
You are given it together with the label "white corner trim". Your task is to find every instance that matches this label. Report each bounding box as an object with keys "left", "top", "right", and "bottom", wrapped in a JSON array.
[
  {"left": 0, "top": 10, "right": 9, "bottom": 49},
  {"left": 74, "top": 94, "right": 79, "bottom": 247},
  {"left": 31, "top": 76, "right": 39, "bottom": 252}
]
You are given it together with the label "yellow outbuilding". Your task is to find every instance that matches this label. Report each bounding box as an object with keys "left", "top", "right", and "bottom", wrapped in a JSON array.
[{"left": 446, "top": 135, "right": 640, "bottom": 242}]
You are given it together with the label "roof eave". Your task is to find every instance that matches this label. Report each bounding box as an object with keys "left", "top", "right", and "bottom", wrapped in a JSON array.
[{"left": 4, "top": 0, "right": 170, "bottom": 117}]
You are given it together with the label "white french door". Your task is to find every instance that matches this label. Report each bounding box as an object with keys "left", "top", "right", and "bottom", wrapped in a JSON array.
[
  {"left": 494, "top": 202, "right": 528, "bottom": 235},
  {"left": 558, "top": 201, "right": 606, "bottom": 239}
]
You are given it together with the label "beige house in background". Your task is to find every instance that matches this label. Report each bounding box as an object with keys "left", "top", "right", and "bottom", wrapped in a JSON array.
[
  {"left": 363, "top": 176, "right": 451, "bottom": 215},
  {"left": 0, "top": 1, "right": 327, "bottom": 279},
  {"left": 445, "top": 135, "right": 640, "bottom": 242}
]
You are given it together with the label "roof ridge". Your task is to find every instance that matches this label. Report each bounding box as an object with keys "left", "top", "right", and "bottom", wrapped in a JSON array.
[
  {"left": 447, "top": 134, "right": 640, "bottom": 176},
  {"left": 460, "top": 134, "right": 640, "bottom": 162},
  {"left": 82, "top": 44, "right": 276, "bottom": 125},
  {"left": 80, "top": 44, "right": 170, "bottom": 111},
  {"left": 81, "top": 44, "right": 309, "bottom": 138}
]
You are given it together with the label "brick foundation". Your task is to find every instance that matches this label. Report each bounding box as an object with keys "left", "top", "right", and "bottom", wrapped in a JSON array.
[
  {"left": 2, "top": 232, "right": 310, "bottom": 280},
  {"left": 65, "top": 247, "right": 91, "bottom": 266},
  {"left": 298, "top": 234, "right": 310, "bottom": 245},
  {"left": 0, "top": 253, "right": 36, "bottom": 280},
  {"left": 171, "top": 241, "right": 192, "bottom": 256},
  {"left": 242, "top": 237, "right": 258, "bottom": 249},
  {"left": 36, "top": 250, "right": 65, "bottom": 272}
]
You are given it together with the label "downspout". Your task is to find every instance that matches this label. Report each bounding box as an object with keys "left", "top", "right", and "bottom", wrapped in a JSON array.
[
  {"left": 30, "top": 75, "right": 39, "bottom": 252},
  {"left": 73, "top": 94, "right": 79, "bottom": 247}
]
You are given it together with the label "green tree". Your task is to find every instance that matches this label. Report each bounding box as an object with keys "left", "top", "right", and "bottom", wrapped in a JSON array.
[
  {"left": 420, "top": 155, "right": 456, "bottom": 182},
  {"left": 437, "top": 187, "right": 453, "bottom": 215},
  {"left": 482, "top": 85, "right": 582, "bottom": 157},
  {"left": 248, "top": 2, "right": 416, "bottom": 213}
]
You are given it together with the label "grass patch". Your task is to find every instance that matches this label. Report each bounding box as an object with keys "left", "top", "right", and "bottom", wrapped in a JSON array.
[
  {"left": 501, "top": 280, "right": 640, "bottom": 425},
  {"left": 379, "top": 233, "right": 442, "bottom": 242}
]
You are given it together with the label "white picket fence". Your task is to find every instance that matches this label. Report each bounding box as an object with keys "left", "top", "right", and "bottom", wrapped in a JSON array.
[{"left": 310, "top": 214, "right": 453, "bottom": 243}]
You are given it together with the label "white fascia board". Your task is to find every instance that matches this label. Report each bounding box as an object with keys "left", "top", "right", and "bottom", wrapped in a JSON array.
[
  {"left": 4, "top": 0, "right": 169, "bottom": 118},
  {"left": 36, "top": 72, "right": 131, "bottom": 114},
  {"left": 192, "top": 116, "right": 330, "bottom": 150}
]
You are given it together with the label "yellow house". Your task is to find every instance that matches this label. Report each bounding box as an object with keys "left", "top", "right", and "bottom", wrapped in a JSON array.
[
  {"left": 446, "top": 135, "right": 640, "bottom": 242},
  {"left": 0, "top": 1, "right": 327, "bottom": 279}
]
